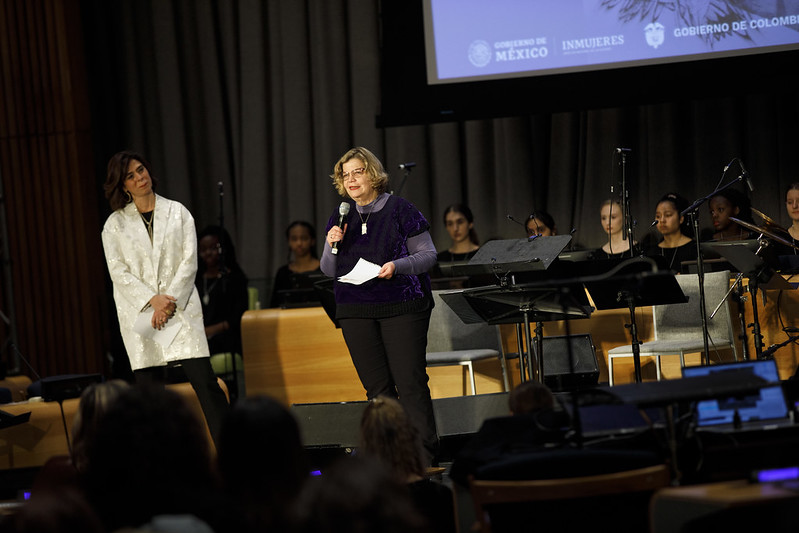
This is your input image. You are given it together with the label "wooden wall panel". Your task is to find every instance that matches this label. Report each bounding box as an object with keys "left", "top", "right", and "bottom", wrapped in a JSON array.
[{"left": 0, "top": 0, "right": 108, "bottom": 380}]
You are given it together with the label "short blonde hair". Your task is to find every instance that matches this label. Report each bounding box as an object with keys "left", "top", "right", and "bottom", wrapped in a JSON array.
[{"left": 330, "top": 147, "right": 389, "bottom": 198}]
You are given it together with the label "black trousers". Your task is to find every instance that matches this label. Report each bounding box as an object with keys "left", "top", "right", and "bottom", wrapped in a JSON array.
[
  {"left": 339, "top": 308, "right": 439, "bottom": 463},
  {"left": 133, "top": 357, "right": 229, "bottom": 447}
]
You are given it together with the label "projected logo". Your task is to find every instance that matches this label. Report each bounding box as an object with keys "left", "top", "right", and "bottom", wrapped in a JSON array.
[
  {"left": 467, "top": 40, "right": 492, "bottom": 67},
  {"left": 645, "top": 22, "right": 665, "bottom": 49}
]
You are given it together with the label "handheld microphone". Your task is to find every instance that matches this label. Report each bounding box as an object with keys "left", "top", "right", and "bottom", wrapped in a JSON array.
[
  {"left": 331, "top": 202, "right": 350, "bottom": 255},
  {"left": 398, "top": 162, "right": 416, "bottom": 170},
  {"left": 650, "top": 219, "right": 658, "bottom": 227}
]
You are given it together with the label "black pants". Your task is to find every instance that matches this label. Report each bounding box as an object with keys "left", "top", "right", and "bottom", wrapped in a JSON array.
[
  {"left": 340, "top": 309, "right": 439, "bottom": 463},
  {"left": 133, "top": 357, "right": 229, "bottom": 447}
]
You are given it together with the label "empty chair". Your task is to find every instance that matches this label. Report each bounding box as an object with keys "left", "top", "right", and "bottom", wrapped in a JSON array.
[
  {"left": 426, "top": 290, "right": 509, "bottom": 395},
  {"left": 469, "top": 462, "right": 671, "bottom": 533},
  {"left": 607, "top": 270, "right": 738, "bottom": 385}
]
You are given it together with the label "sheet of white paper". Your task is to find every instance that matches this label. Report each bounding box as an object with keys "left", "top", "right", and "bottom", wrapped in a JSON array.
[
  {"left": 133, "top": 310, "right": 183, "bottom": 349},
  {"left": 337, "top": 258, "right": 382, "bottom": 285}
]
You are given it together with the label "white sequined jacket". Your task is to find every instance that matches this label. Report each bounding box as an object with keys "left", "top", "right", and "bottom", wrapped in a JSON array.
[{"left": 102, "top": 195, "right": 210, "bottom": 370}]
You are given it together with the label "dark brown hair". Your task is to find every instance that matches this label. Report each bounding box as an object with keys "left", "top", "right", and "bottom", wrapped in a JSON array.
[
  {"left": 103, "top": 150, "right": 159, "bottom": 211},
  {"left": 443, "top": 203, "right": 479, "bottom": 245}
]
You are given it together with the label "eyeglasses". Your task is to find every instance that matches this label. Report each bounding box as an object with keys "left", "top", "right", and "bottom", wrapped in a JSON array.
[{"left": 342, "top": 167, "right": 366, "bottom": 180}]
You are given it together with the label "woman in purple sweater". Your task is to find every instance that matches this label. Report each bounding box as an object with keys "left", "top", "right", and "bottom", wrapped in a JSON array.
[{"left": 322, "top": 147, "right": 439, "bottom": 464}]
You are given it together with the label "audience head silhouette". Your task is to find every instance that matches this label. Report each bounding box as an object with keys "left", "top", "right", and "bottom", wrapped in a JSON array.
[
  {"left": 359, "top": 395, "right": 426, "bottom": 481},
  {"left": 216, "top": 395, "right": 310, "bottom": 532},
  {"left": 80, "top": 385, "right": 221, "bottom": 532},
  {"left": 509, "top": 380, "right": 555, "bottom": 415},
  {"left": 70, "top": 379, "right": 130, "bottom": 475},
  {"left": 290, "top": 455, "right": 431, "bottom": 533}
]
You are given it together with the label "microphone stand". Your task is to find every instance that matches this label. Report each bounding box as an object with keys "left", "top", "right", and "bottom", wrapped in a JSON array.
[
  {"left": 216, "top": 181, "right": 238, "bottom": 401},
  {"left": 681, "top": 176, "right": 744, "bottom": 366},
  {"left": 619, "top": 150, "right": 636, "bottom": 258},
  {"left": 394, "top": 166, "right": 412, "bottom": 197},
  {"left": 761, "top": 332, "right": 799, "bottom": 360},
  {"left": 217, "top": 181, "right": 224, "bottom": 230},
  {"left": 558, "top": 285, "right": 583, "bottom": 449},
  {"left": 217, "top": 182, "right": 226, "bottom": 279},
  {"left": 710, "top": 274, "right": 750, "bottom": 361}
]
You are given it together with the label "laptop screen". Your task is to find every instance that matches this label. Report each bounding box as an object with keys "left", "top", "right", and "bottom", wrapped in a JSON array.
[{"left": 681, "top": 360, "right": 788, "bottom": 427}]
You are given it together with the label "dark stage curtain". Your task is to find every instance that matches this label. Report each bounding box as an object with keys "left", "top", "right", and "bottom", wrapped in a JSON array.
[{"left": 80, "top": 0, "right": 799, "bottom": 305}]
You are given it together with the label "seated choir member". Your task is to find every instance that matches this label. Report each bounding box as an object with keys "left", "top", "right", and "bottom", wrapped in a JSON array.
[
  {"left": 196, "top": 225, "right": 249, "bottom": 357},
  {"left": 786, "top": 183, "right": 799, "bottom": 245},
  {"left": 525, "top": 210, "right": 557, "bottom": 237},
  {"left": 644, "top": 192, "right": 698, "bottom": 271},
  {"left": 437, "top": 203, "right": 480, "bottom": 263},
  {"left": 270, "top": 220, "right": 322, "bottom": 308},
  {"left": 594, "top": 198, "right": 639, "bottom": 259},
  {"left": 769, "top": 182, "right": 799, "bottom": 272},
  {"left": 705, "top": 187, "right": 756, "bottom": 241}
]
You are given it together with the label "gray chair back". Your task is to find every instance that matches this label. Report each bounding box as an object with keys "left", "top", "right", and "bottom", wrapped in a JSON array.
[
  {"left": 653, "top": 270, "right": 735, "bottom": 350},
  {"left": 427, "top": 290, "right": 502, "bottom": 352}
]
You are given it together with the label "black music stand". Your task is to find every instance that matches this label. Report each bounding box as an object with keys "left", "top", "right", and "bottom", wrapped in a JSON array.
[
  {"left": 0, "top": 409, "right": 30, "bottom": 430},
  {"left": 584, "top": 268, "right": 687, "bottom": 383},
  {"left": 450, "top": 235, "right": 572, "bottom": 279},
  {"left": 440, "top": 236, "right": 586, "bottom": 383},
  {"left": 702, "top": 241, "right": 794, "bottom": 358},
  {"left": 440, "top": 283, "right": 593, "bottom": 383}
]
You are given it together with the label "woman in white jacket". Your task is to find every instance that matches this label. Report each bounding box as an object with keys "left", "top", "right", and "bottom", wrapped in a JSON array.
[{"left": 101, "top": 150, "right": 228, "bottom": 444}]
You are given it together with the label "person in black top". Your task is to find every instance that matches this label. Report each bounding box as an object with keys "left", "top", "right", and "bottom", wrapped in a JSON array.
[
  {"left": 594, "top": 198, "right": 639, "bottom": 259},
  {"left": 196, "top": 225, "right": 249, "bottom": 357},
  {"left": 644, "top": 193, "right": 698, "bottom": 271},
  {"left": 321, "top": 147, "right": 439, "bottom": 464},
  {"left": 706, "top": 187, "right": 755, "bottom": 241},
  {"left": 437, "top": 203, "right": 480, "bottom": 263},
  {"left": 525, "top": 210, "right": 557, "bottom": 238},
  {"left": 767, "top": 183, "right": 799, "bottom": 268},
  {"left": 270, "top": 220, "right": 323, "bottom": 308},
  {"left": 786, "top": 183, "right": 799, "bottom": 244}
]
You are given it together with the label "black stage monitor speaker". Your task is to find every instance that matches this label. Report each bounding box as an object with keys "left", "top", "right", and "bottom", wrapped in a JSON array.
[
  {"left": 292, "top": 401, "right": 368, "bottom": 449},
  {"left": 293, "top": 393, "right": 512, "bottom": 466},
  {"left": 432, "top": 392, "right": 510, "bottom": 437},
  {"left": 291, "top": 392, "right": 512, "bottom": 448},
  {"left": 534, "top": 334, "right": 599, "bottom": 392}
]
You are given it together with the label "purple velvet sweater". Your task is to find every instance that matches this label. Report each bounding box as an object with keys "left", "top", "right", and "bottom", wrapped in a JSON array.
[{"left": 322, "top": 194, "right": 435, "bottom": 319}]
